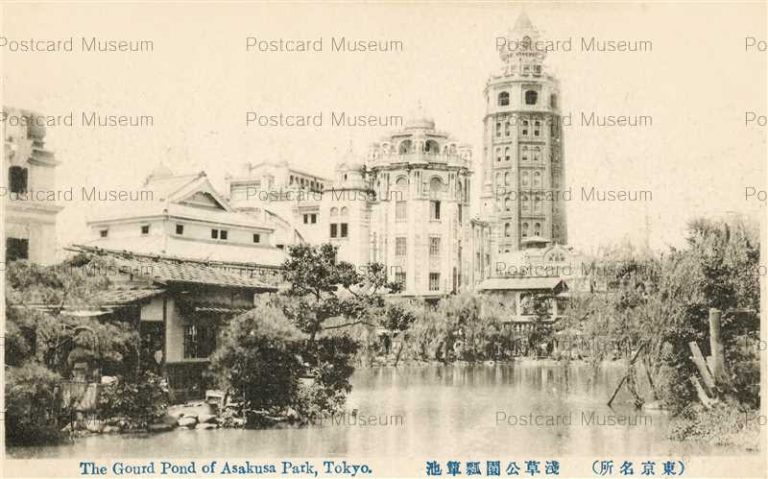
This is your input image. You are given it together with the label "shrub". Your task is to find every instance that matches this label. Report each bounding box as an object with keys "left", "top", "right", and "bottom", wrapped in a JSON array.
[
  {"left": 98, "top": 371, "right": 170, "bottom": 430},
  {"left": 5, "top": 363, "right": 64, "bottom": 446}
]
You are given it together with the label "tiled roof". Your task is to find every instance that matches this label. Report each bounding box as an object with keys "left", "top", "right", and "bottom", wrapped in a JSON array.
[
  {"left": 95, "top": 287, "right": 165, "bottom": 305},
  {"left": 478, "top": 277, "right": 567, "bottom": 291},
  {"left": 72, "top": 245, "right": 278, "bottom": 290},
  {"left": 8, "top": 286, "right": 163, "bottom": 310}
]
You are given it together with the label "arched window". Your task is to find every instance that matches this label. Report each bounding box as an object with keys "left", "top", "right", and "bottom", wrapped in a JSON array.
[
  {"left": 504, "top": 147, "right": 510, "bottom": 162},
  {"left": 504, "top": 172, "right": 510, "bottom": 186},
  {"left": 504, "top": 120, "right": 511, "bottom": 136},
  {"left": 550, "top": 94, "right": 558, "bottom": 108},
  {"left": 521, "top": 222, "right": 529, "bottom": 238},
  {"left": 495, "top": 172, "right": 502, "bottom": 186},
  {"left": 340, "top": 207, "right": 349, "bottom": 217},
  {"left": 521, "top": 171, "right": 529, "bottom": 187},
  {"left": 533, "top": 171, "right": 541, "bottom": 187},
  {"left": 395, "top": 176, "right": 408, "bottom": 190},
  {"left": 399, "top": 140, "right": 412, "bottom": 154},
  {"left": 534, "top": 197, "right": 542, "bottom": 213},
  {"left": 525, "top": 90, "right": 538, "bottom": 105},
  {"left": 495, "top": 147, "right": 501, "bottom": 162},
  {"left": 533, "top": 147, "right": 541, "bottom": 162},
  {"left": 498, "top": 92, "right": 510, "bottom": 106},
  {"left": 330, "top": 207, "right": 339, "bottom": 217},
  {"left": 495, "top": 121, "right": 501, "bottom": 137},
  {"left": 425, "top": 140, "right": 440, "bottom": 153},
  {"left": 430, "top": 177, "right": 445, "bottom": 193},
  {"left": 521, "top": 146, "right": 529, "bottom": 162},
  {"left": 504, "top": 223, "right": 511, "bottom": 238},
  {"left": 504, "top": 197, "right": 511, "bottom": 211},
  {"left": 534, "top": 222, "right": 542, "bottom": 236}
]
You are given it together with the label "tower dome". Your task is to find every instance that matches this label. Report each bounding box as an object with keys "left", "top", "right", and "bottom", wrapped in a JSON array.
[
  {"left": 146, "top": 163, "right": 174, "bottom": 183},
  {"left": 404, "top": 101, "right": 436, "bottom": 131}
]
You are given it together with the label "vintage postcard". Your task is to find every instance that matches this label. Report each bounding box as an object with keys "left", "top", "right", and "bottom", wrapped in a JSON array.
[{"left": 1, "top": 1, "right": 766, "bottom": 478}]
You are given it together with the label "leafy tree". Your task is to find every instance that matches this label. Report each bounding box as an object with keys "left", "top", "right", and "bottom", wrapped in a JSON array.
[
  {"left": 211, "top": 302, "right": 306, "bottom": 419},
  {"left": 5, "top": 256, "right": 169, "bottom": 438}
]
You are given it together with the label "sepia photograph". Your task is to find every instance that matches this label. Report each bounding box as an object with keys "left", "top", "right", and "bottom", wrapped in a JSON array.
[{"left": 1, "top": 2, "right": 766, "bottom": 478}]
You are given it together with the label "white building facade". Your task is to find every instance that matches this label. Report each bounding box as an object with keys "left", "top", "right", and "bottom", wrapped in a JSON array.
[
  {"left": 228, "top": 116, "right": 474, "bottom": 297},
  {"left": 3, "top": 107, "right": 63, "bottom": 264}
]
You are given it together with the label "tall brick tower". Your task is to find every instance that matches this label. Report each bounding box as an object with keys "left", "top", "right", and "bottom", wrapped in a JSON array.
[{"left": 480, "top": 12, "right": 567, "bottom": 260}]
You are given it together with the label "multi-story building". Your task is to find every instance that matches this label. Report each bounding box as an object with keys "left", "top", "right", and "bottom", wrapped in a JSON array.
[
  {"left": 85, "top": 165, "right": 286, "bottom": 281},
  {"left": 3, "top": 107, "right": 63, "bottom": 264},
  {"left": 229, "top": 115, "right": 474, "bottom": 297},
  {"left": 479, "top": 12, "right": 567, "bottom": 262},
  {"left": 366, "top": 116, "right": 473, "bottom": 296}
]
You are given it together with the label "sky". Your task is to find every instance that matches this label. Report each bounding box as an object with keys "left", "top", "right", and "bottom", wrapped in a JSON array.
[{"left": 2, "top": 2, "right": 766, "bottom": 257}]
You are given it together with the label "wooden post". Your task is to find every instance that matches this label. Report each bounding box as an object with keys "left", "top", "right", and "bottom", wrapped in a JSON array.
[
  {"left": 688, "top": 341, "right": 716, "bottom": 395},
  {"left": 607, "top": 342, "right": 647, "bottom": 407},
  {"left": 708, "top": 308, "right": 727, "bottom": 384}
]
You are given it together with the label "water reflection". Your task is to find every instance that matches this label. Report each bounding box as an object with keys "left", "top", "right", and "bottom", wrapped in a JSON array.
[{"left": 9, "top": 362, "right": 735, "bottom": 459}]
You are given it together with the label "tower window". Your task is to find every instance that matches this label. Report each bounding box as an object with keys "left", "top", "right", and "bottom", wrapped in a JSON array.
[
  {"left": 9, "top": 166, "right": 28, "bottom": 194},
  {"left": 430, "top": 200, "right": 441, "bottom": 221},
  {"left": 396, "top": 237, "right": 407, "bottom": 256},
  {"left": 396, "top": 201, "right": 407, "bottom": 221},
  {"left": 498, "top": 92, "right": 510, "bottom": 106},
  {"left": 220, "top": 230, "right": 228, "bottom": 240},
  {"left": 504, "top": 223, "right": 511, "bottom": 238},
  {"left": 525, "top": 90, "right": 538, "bottom": 105},
  {"left": 521, "top": 120, "right": 529, "bottom": 137},
  {"left": 311, "top": 213, "right": 317, "bottom": 224},
  {"left": 429, "top": 273, "right": 440, "bottom": 292},
  {"left": 5, "top": 238, "right": 29, "bottom": 262},
  {"left": 534, "top": 120, "right": 541, "bottom": 137},
  {"left": 504, "top": 147, "right": 510, "bottom": 162},
  {"left": 495, "top": 148, "right": 501, "bottom": 162},
  {"left": 504, "top": 121, "right": 511, "bottom": 136},
  {"left": 176, "top": 224, "right": 184, "bottom": 235},
  {"left": 99, "top": 229, "right": 109, "bottom": 238},
  {"left": 429, "top": 236, "right": 441, "bottom": 256},
  {"left": 141, "top": 225, "right": 150, "bottom": 235},
  {"left": 495, "top": 121, "right": 501, "bottom": 137},
  {"left": 340, "top": 223, "right": 348, "bottom": 238},
  {"left": 253, "top": 233, "right": 261, "bottom": 243},
  {"left": 550, "top": 94, "right": 558, "bottom": 108},
  {"left": 211, "top": 229, "right": 219, "bottom": 239}
]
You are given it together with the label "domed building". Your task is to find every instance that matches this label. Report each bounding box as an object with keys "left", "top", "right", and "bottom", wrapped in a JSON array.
[
  {"left": 227, "top": 113, "right": 474, "bottom": 297},
  {"left": 365, "top": 115, "right": 473, "bottom": 296}
]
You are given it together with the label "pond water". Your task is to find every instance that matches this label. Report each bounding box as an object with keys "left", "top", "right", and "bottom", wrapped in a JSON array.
[{"left": 9, "top": 361, "right": 735, "bottom": 459}]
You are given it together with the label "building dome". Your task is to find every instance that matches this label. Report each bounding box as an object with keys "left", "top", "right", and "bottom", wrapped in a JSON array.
[
  {"left": 147, "top": 163, "right": 174, "bottom": 181},
  {"left": 404, "top": 116, "right": 435, "bottom": 131}
]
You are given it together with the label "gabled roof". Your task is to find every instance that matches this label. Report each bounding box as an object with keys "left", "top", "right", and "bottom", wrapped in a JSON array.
[
  {"left": 478, "top": 277, "right": 568, "bottom": 292},
  {"left": 87, "top": 170, "right": 273, "bottom": 230}
]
